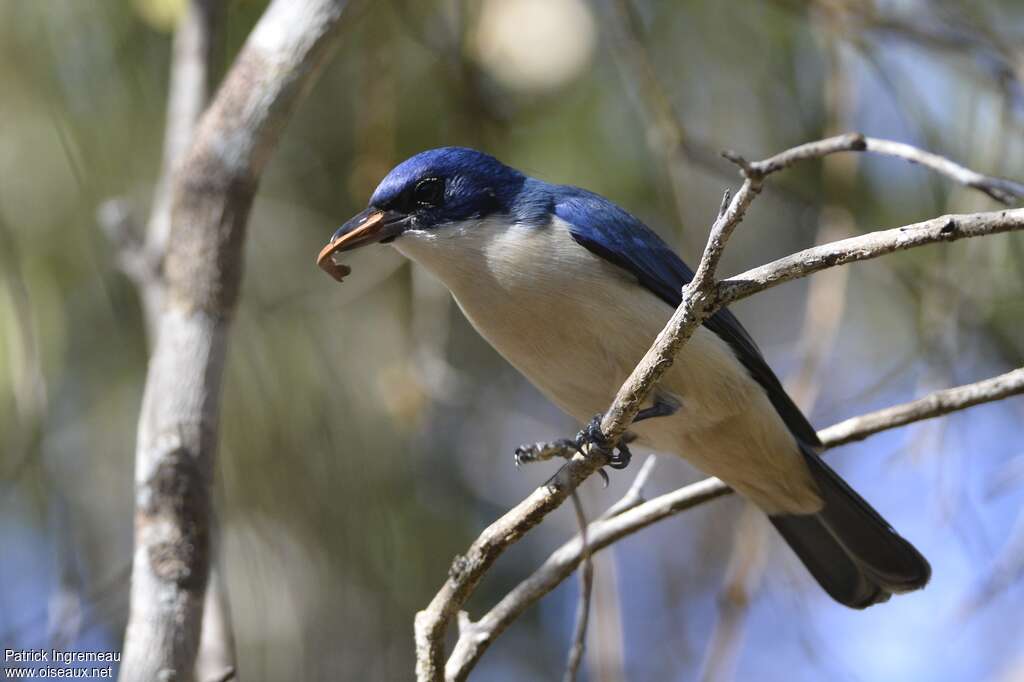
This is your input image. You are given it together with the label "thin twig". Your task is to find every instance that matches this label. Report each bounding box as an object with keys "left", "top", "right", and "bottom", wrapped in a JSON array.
[
  {"left": 595, "top": 176, "right": 760, "bottom": 444},
  {"left": 601, "top": 132, "right": 1024, "bottom": 445},
  {"left": 418, "top": 455, "right": 607, "bottom": 681},
  {"left": 96, "top": 200, "right": 156, "bottom": 294},
  {"left": 443, "top": 366, "right": 1024, "bottom": 679},
  {"left": 716, "top": 208, "right": 1024, "bottom": 307},
  {"left": 602, "top": 134, "right": 865, "bottom": 446},
  {"left": 563, "top": 491, "right": 593, "bottom": 682},
  {"left": 863, "top": 137, "right": 1024, "bottom": 205},
  {"left": 819, "top": 367, "right": 1024, "bottom": 446},
  {"left": 571, "top": 458, "right": 654, "bottom": 681}
]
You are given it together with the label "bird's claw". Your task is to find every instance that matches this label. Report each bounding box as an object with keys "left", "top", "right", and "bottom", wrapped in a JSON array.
[
  {"left": 575, "top": 414, "right": 632, "bottom": 471},
  {"left": 607, "top": 441, "right": 633, "bottom": 470},
  {"left": 514, "top": 414, "right": 630, "bottom": 484}
]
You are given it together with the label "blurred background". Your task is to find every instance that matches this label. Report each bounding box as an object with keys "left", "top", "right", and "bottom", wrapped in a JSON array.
[{"left": 2, "top": 0, "right": 1023, "bottom": 679}]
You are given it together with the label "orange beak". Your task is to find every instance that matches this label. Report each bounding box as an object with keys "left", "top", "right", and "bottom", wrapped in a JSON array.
[
  {"left": 316, "top": 241, "right": 352, "bottom": 282},
  {"left": 317, "top": 207, "right": 411, "bottom": 282},
  {"left": 316, "top": 211, "right": 386, "bottom": 282}
]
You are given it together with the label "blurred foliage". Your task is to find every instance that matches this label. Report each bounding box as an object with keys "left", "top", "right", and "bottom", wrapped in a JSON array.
[{"left": 1, "top": 0, "right": 1024, "bottom": 680}]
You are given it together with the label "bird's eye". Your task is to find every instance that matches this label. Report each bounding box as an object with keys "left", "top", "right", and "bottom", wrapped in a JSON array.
[{"left": 413, "top": 177, "right": 445, "bottom": 207}]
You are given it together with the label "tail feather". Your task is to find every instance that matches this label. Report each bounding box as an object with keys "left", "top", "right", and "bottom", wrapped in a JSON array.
[
  {"left": 770, "top": 514, "right": 889, "bottom": 608},
  {"left": 770, "top": 447, "right": 930, "bottom": 609}
]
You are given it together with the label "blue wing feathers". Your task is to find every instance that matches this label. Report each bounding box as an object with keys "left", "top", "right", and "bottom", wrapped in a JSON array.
[{"left": 553, "top": 187, "right": 821, "bottom": 448}]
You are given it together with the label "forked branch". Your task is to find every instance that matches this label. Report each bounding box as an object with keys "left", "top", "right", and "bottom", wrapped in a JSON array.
[
  {"left": 444, "top": 366, "right": 1024, "bottom": 679},
  {"left": 414, "top": 133, "right": 1024, "bottom": 682}
]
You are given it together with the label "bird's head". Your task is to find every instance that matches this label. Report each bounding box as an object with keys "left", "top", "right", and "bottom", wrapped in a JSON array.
[{"left": 318, "top": 147, "right": 527, "bottom": 279}]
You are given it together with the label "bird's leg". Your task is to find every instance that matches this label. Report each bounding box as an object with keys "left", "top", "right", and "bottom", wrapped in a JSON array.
[{"left": 634, "top": 399, "right": 678, "bottom": 423}]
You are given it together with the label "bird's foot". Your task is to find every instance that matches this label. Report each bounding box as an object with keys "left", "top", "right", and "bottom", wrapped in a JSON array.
[
  {"left": 576, "top": 414, "right": 632, "bottom": 470},
  {"left": 514, "top": 415, "right": 632, "bottom": 486}
]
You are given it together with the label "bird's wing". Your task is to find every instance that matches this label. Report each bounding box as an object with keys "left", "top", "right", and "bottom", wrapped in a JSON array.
[{"left": 554, "top": 188, "right": 821, "bottom": 448}]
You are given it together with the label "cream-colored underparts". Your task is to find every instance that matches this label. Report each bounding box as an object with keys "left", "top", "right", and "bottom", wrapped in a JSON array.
[{"left": 393, "top": 216, "right": 821, "bottom": 514}]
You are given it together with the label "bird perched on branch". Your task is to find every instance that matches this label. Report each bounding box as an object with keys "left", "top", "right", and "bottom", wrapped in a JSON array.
[{"left": 320, "top": 147, "right": 930, "bottom": 608}]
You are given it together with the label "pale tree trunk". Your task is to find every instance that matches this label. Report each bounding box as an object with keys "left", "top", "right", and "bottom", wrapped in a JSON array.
[{"left": 119, "top": 2, "right": 352, "bottom": 680}]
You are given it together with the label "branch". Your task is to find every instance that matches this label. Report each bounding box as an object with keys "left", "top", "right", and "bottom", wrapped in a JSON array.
[
  {"left": 421, "top": 133, "right": 1024, "bottom": 681},
  {"left": 98, "top": 1, "right": 223, "bottom": 343},
  {"left": 415, "top": 456, "right": 606, "bottom": 681},
  {"left": 149, "top": 0, "right": 223, "bottom": 261},
  {"left": 119, "top": 2, "right": 350, "bottom": 681},
  {"left": 595, "top": 177, "right": 761, "bottom": 446},
  {"left": 96, "top": 199, "right": 156, "bottom": 299},
  {"left": 103, "top": 4, "right": 241, "bottom": 679},
  {"left": 563, "top": 492, "right": 593, "bottom": 682},
  {"left": 601, "top": 131, "right": 1024, "bottom": 445},
  {"left": 819, "top": 368, "right": 1024, "bottom": 447},
  {"left": 444, "top": 367, "right": 1024, "bottom": 678},
  {"left": 716, "top": 208, "right": 1024, "bottom": 307},
  {"left": 728, "top": 133, "right": 1024, "bottom": 205},
  {"left": 601, "top": 133, "right": 867, "bottom": 443},
  {"left": 862, "top": 137, "right": 1024, "bottom": 205}
]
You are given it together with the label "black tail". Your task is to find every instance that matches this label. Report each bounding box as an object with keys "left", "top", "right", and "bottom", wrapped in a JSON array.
[{"left": 769, "top": 447, "right": 931, "bottom": 609}]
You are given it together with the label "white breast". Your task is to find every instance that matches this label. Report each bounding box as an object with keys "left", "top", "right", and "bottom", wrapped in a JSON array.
[{"left": 392, "top": 217, "right": 820, "bottom": 514}]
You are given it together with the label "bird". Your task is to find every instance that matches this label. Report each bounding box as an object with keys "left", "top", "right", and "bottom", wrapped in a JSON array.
[{"left": 319, "top": 146, "right": 930, "bottom": 608}]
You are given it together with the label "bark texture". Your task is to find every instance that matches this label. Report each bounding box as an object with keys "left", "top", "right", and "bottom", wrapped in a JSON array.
[{"left": 120, "top": 2, "right": 350, "bottom": 680}]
